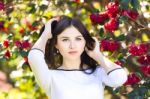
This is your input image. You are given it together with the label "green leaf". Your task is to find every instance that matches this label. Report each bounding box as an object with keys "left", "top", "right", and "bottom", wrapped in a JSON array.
[
  {"left": 31, "top": 32, "right": 39, "bottom": 41},
  {"left": 119, "top": 16, "right": 128, "bottom": 22},
  {"left": 10, "top": 51, "right": 18, "bottom": 59},
  {"left": 28, "top": 3, "right": 36, "bottom": 13},
  {"left": 120, "top": 0, "right": 130, "bottom": 9},
  {"left": 32, "top": 21, "right": 39, "bottom": 27},
  {"left": 20, "top": 50, "right": 28, "bottom": 57},
  {"left": 99, "top": 28, "right": 104, "bottom": 37},
  {"left": 39, "top": 4, "right": 48, "bottom": 11},
  {"left": 7, "top": 33, "right": 13, "bottom": 40},
  {"left": 115, "top": 34, "right": 126, "bottom": 41},
  {"left": 130, "top": 0, "right": 140, "bottom": 10}
]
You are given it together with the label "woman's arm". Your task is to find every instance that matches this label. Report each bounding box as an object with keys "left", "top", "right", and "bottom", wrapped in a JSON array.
[
  {"left": 31, "top": 18, "right": 59, "bottom": 53},
  {"left": 85, "top": 37, "right": 127, "bottom": 87},
  {"left": 85, "top": 37, "right": 124, "bottom": 73},
  {"left": 27, "top": 17, "right": 59, "bottom": 94}
]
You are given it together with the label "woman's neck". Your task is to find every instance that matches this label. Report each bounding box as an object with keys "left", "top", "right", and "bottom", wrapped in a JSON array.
[{"left": 60, "top": 59, "right": 81, "bottom": 69}]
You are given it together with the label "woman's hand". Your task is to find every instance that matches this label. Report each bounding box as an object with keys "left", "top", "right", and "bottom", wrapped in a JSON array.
[
  {"left": 85, "top": 37, "right": 102, "bottom": 61},
  {"left": 43, "top": 17, "right": 60, "bottom": 39}
]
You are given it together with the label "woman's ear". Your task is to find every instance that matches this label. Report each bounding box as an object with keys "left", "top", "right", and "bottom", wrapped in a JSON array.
[{"left": 55, "top": 44, "right": 58, "bottom": 49}]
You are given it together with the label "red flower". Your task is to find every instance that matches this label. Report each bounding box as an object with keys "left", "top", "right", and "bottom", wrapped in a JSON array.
[
  {"left": 90, "top": 12, "right": 109, "bottom": 25},
  {"left": 0, "top": 21, "right": 4, "bottom": 29},
  {"left": 25, "top": 20, "right": 38, "bottom": 31},
  {"left": 4, "top": 50, "right": 11, "bottom": 59},
  {"left": 105, "top": 1, "right": 119, "bottom": 18},
  {"left": 128, "top": 43, "right": 148, "bottom": 56},
  {"left": 0, "top": 1, "right": 4, "bottom": 11},
  {"left": 137, "top": 54, "right": 150, "bottom": 65},
  {"left": 140, "top": 65, "right": 150, "bottom": 77},
  {"left": 100, "top": 39, "right": 120, "bottom": 52},
  {"left": 124, "top": 73, "right": 141, "bottom": 86},
  {"left": 115, "top": 60, "right": 123, "bottom": 66},
  {"left": 104, "top": 18, "right": 119, "bottom": 32},
  {"left": 19, "top": 28, "right": 25, "bottom": 34},
  {"left": 121, "top": 9, "right": 139, "bottom": 20},
  {"left": 22, "top": 40, "right": 30, "bottom": 49},
  {"left": 15, "top": 40, "right": 22, "bottom": 48},
  {"left": 3, "top": 40, "right": 9, "bottom": 48},
  {"left": 15, "top": 40, "right": 30, "bottom": 49}
]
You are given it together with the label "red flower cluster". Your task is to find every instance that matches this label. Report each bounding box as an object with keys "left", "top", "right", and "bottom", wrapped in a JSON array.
[
  {"left": 4, "top": 50, "right": 11, "bottom": 59},
  {"left": 128, "top": 43, "right": 148, "bottom": 56},
  {"left": 137, "top": 54, "right": 150, "bottom": 65},
  {"left": 140, "top": 65, "right": 150, "bottom": 77},
  {"left": 121, "top": 9, "right": 139, "bottom": 20},
  {"left": 15, "top": 40, "right": 30, "bottom": 49},
  {"left": 90, "top": 1, "right": 139, "bottom": 32},
  {"left": 104, "top": 18, "right": 119, "bottom": 32},
  {"left": 105, "top": 1, "right": 119, "bottom": 18},
  {"left": 115, "top": 60, "right": 123, "bottom": 66},
  {"left": 0, "top": 1, "right": 4, "bottom": 11},
  {"left": 3, "top": 40, "right": 9, "bottom": 48},
  {"left": 90, "top": 1, "right": 119, "bottom": 32},
  {"left": 100, "top": 39, "right": 120, "bottom": 52},
  {"left": 90, "top": 12, "right": 109, "bottom": 25},
  {"left": 124, "top": 73, "right": 141, "bottom": 86}
]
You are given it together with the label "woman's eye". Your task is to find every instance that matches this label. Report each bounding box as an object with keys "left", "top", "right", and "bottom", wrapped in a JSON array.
[
  {"left": 62, "top": 39, "right": 68, "bottom": 41},
  {"left": 76, "top": 38, "right": 81, "bottom": 40}
]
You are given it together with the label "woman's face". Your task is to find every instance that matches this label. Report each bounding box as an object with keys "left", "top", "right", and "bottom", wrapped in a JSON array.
[{"left": 55, "top": 26, "right": 86, "bottom": 60}]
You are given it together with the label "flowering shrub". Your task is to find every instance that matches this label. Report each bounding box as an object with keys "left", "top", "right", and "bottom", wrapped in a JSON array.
[{"left": 0, "top": 0, "right": 149, "bottom": 99}]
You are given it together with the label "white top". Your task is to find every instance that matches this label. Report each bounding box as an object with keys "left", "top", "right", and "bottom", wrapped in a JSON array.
[{"left": 28, "top": 49, "right": 127, "bottom": 99}]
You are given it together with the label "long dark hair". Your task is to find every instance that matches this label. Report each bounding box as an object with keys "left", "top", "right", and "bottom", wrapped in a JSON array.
[{"left": 40, "top": 15, "right": 99, "bottom": 74}]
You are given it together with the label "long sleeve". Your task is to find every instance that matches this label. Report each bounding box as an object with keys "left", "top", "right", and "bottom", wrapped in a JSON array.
[
  {"left": 97, "top": 67, "right": 127, "bottom": 88},
  {"left": 28, "top": 49, "right": 51, "bottom": 94}
]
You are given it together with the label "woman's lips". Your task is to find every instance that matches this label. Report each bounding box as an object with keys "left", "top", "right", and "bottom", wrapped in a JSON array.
[{"left": 68, "top": 51, "right": 77, "bottom": 54}]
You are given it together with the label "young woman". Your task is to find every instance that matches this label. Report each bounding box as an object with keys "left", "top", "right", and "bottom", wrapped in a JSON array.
[{"left": 28, "top": 15, "right": 127, "bottom": 99}]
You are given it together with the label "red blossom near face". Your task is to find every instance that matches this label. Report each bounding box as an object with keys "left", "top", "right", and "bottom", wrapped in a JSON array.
[
  {"left": 115, "top": 60, "right": 123, "bottom": 66},
  {"left": 0, "top": 1, "right": 4, "bottom": 11},
  {"left": 100, "top": 39, "right": 120, "bottom": 52},
  {"left": 4, "top": 50, "right": 11, "bottom": 58},
  {"left": 22, "top": 40, "right": 30, "bottom": 49},
  {"left": 104, "top": 18, "right": 119, "bottom": 32},
  {"left": 105, "top": 1, "right": 119, "bottom": 18},
  {"left": 137, "top": 54, "right": 150, "bottom": 65},
  {"left": 140, "top": 65, "right": 150, "bottom": 77},
  {"left": 15, "top": 40, "right": 22, "bottom": 48},
  {"left": 128, "top": 43, "right": 148, "bottom": 56},
  {"left": 15, "top": 40, "right": 30, "bottom": 49},
  {"left": 90, "top": 12, "right": 109, "bottom": 25},
  {"left": 124, "top": 73, "right": 141, "bottom": 86},
  {"left": 3, "top": 40, "right": 9, "bottom": 48},
  {"left": 121, "top": 9, "right": 139, "bottom": 20}
]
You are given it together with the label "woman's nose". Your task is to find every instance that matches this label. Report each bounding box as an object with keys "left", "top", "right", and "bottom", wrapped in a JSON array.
[{"left": 69, "top": 41, "right": 76, "bottom": 49}]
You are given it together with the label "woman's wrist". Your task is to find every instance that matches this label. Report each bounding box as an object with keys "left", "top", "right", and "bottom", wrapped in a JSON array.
[{"left": 42, "top": 31, "right": 52, "bottom": 39}]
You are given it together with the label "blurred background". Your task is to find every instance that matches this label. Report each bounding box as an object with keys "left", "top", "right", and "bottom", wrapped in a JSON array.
[{"left": 0, "top": 0, "right": 150, "bottom": 99}]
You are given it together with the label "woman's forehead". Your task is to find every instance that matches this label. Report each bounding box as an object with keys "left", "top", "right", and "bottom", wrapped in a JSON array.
[{"left": 58, "top": 26, "right": 83, "bottom": 38}]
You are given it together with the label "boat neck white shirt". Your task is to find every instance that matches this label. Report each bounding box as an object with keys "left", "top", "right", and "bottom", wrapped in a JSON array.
[{"left": 28, "top": 49, "right": 127, "bottom": 99}]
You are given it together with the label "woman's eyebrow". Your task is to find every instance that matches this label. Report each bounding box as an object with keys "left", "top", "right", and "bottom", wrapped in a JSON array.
[{"left": 60, "top": 35, "right": 83, "bottom": 38}]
